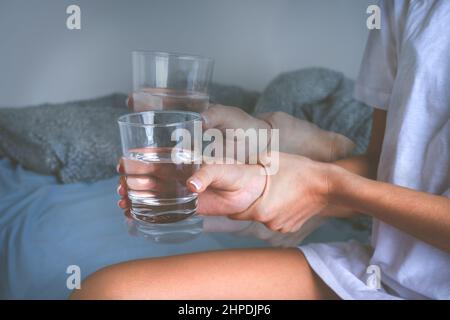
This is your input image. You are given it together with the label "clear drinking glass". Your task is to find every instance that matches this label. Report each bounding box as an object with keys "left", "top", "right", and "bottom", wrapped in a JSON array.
[
  {"left": 118, "top": 111, "right": 202, "bottom": 224},
  {"left": 131, "top": 51, "right": 214, "bottom": 113}
]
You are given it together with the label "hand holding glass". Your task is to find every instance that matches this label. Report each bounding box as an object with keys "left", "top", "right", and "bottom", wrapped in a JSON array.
[{"left": 118, "top": 111, "right": 202, "bottom": 224}]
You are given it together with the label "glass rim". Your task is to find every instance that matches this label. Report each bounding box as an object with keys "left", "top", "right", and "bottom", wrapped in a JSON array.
[
  {"left": 131, "top": 50, "right": 214, "bottom": 63},
  {"left": 117, "top": 110, "right": 202, "bottom": 128}
]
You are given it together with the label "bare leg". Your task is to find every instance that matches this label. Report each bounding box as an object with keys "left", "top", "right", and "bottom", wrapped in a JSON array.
[{"left": 70, "top": 248, "right": 337, "bottom": 300}]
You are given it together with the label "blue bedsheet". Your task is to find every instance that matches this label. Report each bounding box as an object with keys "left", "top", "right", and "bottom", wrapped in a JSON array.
[{"left": 0, "top": 158, "right": 369, "bottom": 299}]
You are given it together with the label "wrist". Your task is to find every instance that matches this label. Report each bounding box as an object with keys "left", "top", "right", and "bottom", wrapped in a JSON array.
[
  {"left": 326, "top": 163, "right": 354, "bottom": 209},
  {"left": 326, "top": 163, "right": 367, "bottom": 213}
]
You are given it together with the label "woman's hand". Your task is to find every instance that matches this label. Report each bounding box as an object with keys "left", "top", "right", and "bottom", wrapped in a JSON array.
[
  {"left": 258, "top": 111, "right": 355, "bottom": 161},
  {"left": 117, "top": 160, "right": 131, "bottom": 218},
  {"left": 201, "top": 104, "right": 271, "bottom": 133},
  {"left": 201, "top": 104, "right": 273, "bottom": 162},
  {"left": 187, "top": 152, "right": 331, "bottom": 233},
  {"left": 118, "top": 152, "right": 332, "bottom": 233},
  {"left": 117, "top": 100, "right": 350, "bottom": 222},
  {"left": 116, "top": 159, "right": 266, "bottom": 219},
  {"left": 186, "top": 162, "right": 267, "bottom": 216},
  {"left": 200, "top": 106, "right": 356, "bottom": 162},
  {"left": 117, "top": 103, "right": 271, "bottom": 216}
]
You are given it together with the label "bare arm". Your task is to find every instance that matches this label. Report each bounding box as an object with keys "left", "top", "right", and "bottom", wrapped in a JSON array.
[
  {"left": 320, "top": 108, "right": 386, "bottom": 218},
  {"left": 181, "top": 107, "right": 449, "bottom": 253},
  {"left": 329, "top": 167, "right": 450, "bottom": 253},
  {"left": 325, "top": 109, "right": 450, "bottom": 252},
  {"left": 334, "top": 108, "right": 386, "bottom": 179}
]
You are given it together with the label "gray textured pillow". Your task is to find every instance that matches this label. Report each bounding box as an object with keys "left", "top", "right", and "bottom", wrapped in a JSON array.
[{"left": 0, "top": 94, "right": 129, "bottom": 183}]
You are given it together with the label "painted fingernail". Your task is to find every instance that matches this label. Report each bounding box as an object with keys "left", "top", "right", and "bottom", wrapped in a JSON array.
[
  {"left": 188, "top": 178, "right": 202, "bottom": 191},
  {"left": 117, "top": 199, "right": 126, "bottom": 209}
]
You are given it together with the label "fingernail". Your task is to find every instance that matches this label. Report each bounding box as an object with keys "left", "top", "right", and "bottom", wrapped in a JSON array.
[
  {"left": 117, "top": 185, "right": 125, "bottom": 196},
  {"left": 116, "top": 164, "right": 121, "bottom": 173},
  {"left": 117, "top": 199, "right": 125, "bottom": 209},
  {"left": 188, "top": 178, "right": 202, "bottom": 191}
]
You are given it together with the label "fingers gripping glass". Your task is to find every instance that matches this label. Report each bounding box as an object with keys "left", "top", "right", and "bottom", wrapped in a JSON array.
[{"left": 118, "top": 111, "right": 202, "bottom": 224}]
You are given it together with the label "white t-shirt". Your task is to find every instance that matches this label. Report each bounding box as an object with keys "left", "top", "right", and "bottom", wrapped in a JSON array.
[{"left": 300, "top": 0, "right": 450, "bottom": 299}]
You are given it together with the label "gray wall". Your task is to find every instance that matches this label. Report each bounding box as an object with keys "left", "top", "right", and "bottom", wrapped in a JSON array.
[{"left": 0, "top": 0, "right": 371, "bottom": 107}]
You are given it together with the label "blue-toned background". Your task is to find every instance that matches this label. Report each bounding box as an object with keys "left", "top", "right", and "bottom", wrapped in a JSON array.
[{"left": 0, "top": 0, "right": 371, "bottom": 107}]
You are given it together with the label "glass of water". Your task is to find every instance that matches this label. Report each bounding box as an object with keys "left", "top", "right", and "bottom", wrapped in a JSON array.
[
  {"left": 118, "top": 111, "right": 202, "bottom": 224},
  {"left": 131, "top": 51, "right": 214, "bottom": 113}
]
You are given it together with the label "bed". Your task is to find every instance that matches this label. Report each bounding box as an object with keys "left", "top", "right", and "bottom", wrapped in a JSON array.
[
  {"left": 0, "top": 157, "right": 370, "bottom": 299},
  {"left": 0, "top": 70, "right": 372, "bottom": 299}
]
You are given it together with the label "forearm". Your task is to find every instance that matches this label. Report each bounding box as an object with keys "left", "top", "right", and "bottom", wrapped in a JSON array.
[
  {"left": 329, "top": 166, "right": 450, "bottom": 253},
  {"left": 319, "top": 154, "right": 378, "bottom": 218},
  {"left": 258, "top": 111, "right": 355, "bottom": 162}
]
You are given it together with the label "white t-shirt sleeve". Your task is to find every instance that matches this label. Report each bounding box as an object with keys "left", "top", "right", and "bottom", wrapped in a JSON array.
[{"left": 354, "top": 0, "right": 398, "bottom": 110}]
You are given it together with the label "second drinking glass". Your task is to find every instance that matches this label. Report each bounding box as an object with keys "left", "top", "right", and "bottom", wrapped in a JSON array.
[{"left": 131, "top": 51, "right": 214, "bottom": 113}]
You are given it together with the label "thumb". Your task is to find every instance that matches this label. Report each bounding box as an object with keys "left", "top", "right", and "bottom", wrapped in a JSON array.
[{"left": 187, "top": 164, "right": 244, "bottom": 193}]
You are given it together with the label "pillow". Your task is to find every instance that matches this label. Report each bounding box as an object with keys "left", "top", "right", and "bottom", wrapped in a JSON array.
[{"left": 0, "top": 94, "right": 128, "bottom": 183}]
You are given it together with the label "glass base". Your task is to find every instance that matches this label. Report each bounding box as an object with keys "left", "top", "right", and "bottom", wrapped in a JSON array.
[
  {"left": 129, "top": 195, "right": 197, "bottom": 224},
  {"left": 128, "top": 214, "right": 204, "bottom": 244}
]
